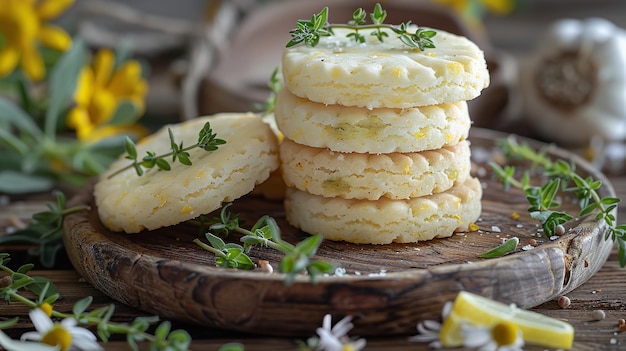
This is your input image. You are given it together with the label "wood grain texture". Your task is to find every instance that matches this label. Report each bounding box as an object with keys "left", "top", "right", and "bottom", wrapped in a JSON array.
[{"left": 62, "top": 128, "right": 615, "bottom": 337}]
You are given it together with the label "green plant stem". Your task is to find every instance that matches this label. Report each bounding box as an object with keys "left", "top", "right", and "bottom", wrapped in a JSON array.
[
  {"left": 329, "top": 23, "right": 392, "bottom": 31},
  {"left": 192, "top": 239, "right": 226, "bottom": 256},
  {"left": 7, "top": 291, "right": 37, "bottom": 309},
  {"left": 107, "top": 142, "right": 200, "bottom": 179},
  {"left": 60, "top": 205, "right": 90, "bottom": 217}
]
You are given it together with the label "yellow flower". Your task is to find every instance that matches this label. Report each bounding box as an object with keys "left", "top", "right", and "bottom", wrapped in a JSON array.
[
  {"left": 67, "top": 49, "right": 149, "bottom": 143},
  {"left": 39, "top": 302, "right": 53, "bottom": 317},
  {"left": 0, "top": 0, "right": 74, "bottom": 81},
  {"left": 433, "top": 0, "right": 516, "bottom": 26}
]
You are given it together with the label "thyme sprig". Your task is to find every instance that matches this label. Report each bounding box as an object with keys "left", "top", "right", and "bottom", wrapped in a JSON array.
[
  {"left": 0, "top": 253, "right": 191, "bottom": 350},
  {"left": 193, "top": 204, "right": 336, "bottom": 284},
  {"left": 107, "top": 121, "right": 226, "bottom": 179},
  {"left": 0, "top": 191, "right": 88, "bottom": 267},
  {"left": 490, "top": 136, "right": 626, "bottom": 267},
  {"left": 287, "top": 3, "right": 437, "bottom": 50}
]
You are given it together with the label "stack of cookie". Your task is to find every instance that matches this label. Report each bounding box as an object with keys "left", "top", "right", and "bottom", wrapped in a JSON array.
[{"left": 275, "top": 26, "right": 489, "bottom": 244}]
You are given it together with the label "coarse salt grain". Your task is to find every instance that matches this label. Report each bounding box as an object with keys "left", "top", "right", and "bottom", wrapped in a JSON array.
[{"left": 592, "top": 309, "right": 606, "bottom": 320}]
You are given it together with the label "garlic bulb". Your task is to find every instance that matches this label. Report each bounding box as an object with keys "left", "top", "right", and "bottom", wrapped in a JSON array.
[{"left": 519, "top": 18, "right": 626, "bottom": 146}]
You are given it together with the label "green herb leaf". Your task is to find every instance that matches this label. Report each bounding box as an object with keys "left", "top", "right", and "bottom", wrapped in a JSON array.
[
  {"left": 218, "top": 342, "right": 245, "bottom": 351},
  {"left": 45, "top": 38, "right": 85, "bottom": 140},
  {"left": 0, "top": 171, "right": 54, "bottom": 194},
  {"left": 124, "top": 136, "right": 138, "bottom": 159},
  {"left": 478, "top": 237, "right": 520, "bottom": 258},
  {"left": 205, "top": 233, "right": 226, "bottom": 250},
  {"left": 27, "top": 277, "right": 59, "bottom": 300},
  {"left": 0, "top": 97, "right": 43, "bottom": 139},
  {"left": 108, "top": 100, "right": 140, "bottom": 126},
  {"left": 0, "top": 317, "right": 19, "bottom": 329},
  {"left": 73, "top": 296, "right": 94, "bottom": 317}
]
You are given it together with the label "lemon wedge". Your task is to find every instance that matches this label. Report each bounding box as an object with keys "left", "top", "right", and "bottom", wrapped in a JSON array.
[{"left": 439, "top": 291, "right": 574, "bottom": 349}]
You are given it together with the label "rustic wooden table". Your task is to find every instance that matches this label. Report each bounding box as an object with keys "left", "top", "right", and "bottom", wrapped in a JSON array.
[
  {"left": 3, "top": 2, "right": 626, "bottom": 350},
  {"left": 0, "top": 170, "right": 625, "bottom": 351}
]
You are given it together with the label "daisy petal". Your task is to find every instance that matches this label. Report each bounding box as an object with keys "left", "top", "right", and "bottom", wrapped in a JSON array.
[
  {"left": 1, "top": 330, "right": 58, "bottom": 351},
  {"left": 408, "top": 334, "right": 439, "bottom": 342},
  {"left": 322, "top": 314, "right": 332, "bottom": 331},
  {"left": 60, "top": 318, "right": 78, "bottom": 329},
  {"left": 19, "top": 331, "right": 43, "bottom": 342},
  {"left": 29, "top": 309, "right": 54, "bottom": 333},
  {"left": 66, "top": 326, "right": 98, "bottom": 341},
  {"left": 71, "top": 337, "right": 103, "bottom": 351}
]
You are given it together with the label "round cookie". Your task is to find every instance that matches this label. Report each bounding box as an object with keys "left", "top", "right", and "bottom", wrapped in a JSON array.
[
  {"left": 280, "top": 138, "right": 471, "bottom": 200},
  {"left": 284, "top": 177, "right": 482, "bottom": 244},
  {"left": 274, "top": 89, "right": 470, "bottom": 153},
  {"left": 95, "top": 113, "right": 279, "bottom": 233},
  {"left": 282, "top": 26, "right": 489, "bottom": 109}
]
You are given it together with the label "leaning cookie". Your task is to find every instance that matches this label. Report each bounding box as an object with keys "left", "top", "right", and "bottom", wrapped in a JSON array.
[
  {"left": 280, "top": 138, "right": 471, "bottom": 200},
  {"left": 284, "top": 177, "right": 482, "bottom": 244},
  {"left": 274, "top": 89, "right": 471, "bottom": 154},
  {"left": 95, "top": 113, "right": 279, "bottom": 233},
  {"left": 282, "top": 26, "right": 489, "bottom": 109}
]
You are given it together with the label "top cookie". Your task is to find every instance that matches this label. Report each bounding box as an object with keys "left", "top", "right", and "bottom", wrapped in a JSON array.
[
  {"left": 95, "top": 113, "right": 279, "bottom": 233},
  {"left": 282, "top": 26, "right": 489, "bottom": 109}
]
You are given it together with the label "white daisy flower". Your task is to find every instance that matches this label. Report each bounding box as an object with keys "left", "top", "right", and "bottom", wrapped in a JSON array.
[
  {"left": 461, "top": 321, "right": 525, "bottom": 351},
  {"left": 0, "top": 330, "right": 59, "bottom": 351},
  {"left": 315, "top": 314, "right": 366, "bottom": 351},
  {"left": 408, "top": 301, "right": 452, "bottom": 349},
  {"left": 21, "top": 308, "right": 103, "bottom": 351},
  {"left": 410, "top": 301, "right": 525, "bottom": 351}
]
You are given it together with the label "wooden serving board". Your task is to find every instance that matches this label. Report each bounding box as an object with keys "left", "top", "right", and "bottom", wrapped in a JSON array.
[{"left": 63, "top": 128, "right": 615, "bottom": 337}]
